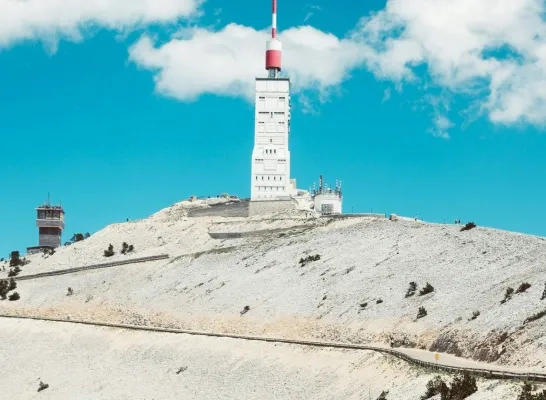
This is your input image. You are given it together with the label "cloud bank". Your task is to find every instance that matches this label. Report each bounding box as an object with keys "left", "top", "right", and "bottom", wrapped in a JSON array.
[
  {"left": 129, "top": 24, "right": 369, "bottom": 101},
  {"left": 4, "top": 0, "right": 546, "bottom": 129},
  {"left": 0, "top": 0, "right": 201, "bottom": 47}
]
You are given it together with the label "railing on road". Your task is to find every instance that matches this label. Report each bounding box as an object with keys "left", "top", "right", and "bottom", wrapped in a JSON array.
[
  {"left": 13, "top": 254, "right": 170, "bottom": 281},
  {"left": 0, "top": 314, "right": 544, "bottom": 383}
]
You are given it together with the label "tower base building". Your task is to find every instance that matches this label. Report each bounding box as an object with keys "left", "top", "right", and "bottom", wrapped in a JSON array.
[{"left": 27, "top": 199, "right": 65, "bottom": 255}]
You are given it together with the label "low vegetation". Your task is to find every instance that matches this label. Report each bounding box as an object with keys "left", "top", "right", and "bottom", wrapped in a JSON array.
[
  {"left": 8, "top": 292, "right": 20, "bottom": 301},
  {"left": 419, "top": 282, "right": 435, "bottom": 296},
  {"left": 103, "top": 244, "right": 115, "bottom": 257},
  {"left": 9, "top": 251, "right": 28, "bottom": 267},
  {"left": 421, "top": 373, "right": 477, "bottom": 400},
  {"left": 469, "top": 311, "right": 480, "bottom": 321},
  {"left": 7, "top": 266, "right": 21, "bottom": 278},
  {"left": 542, "top": 282, "right": 546, "bottom": 301},
  {"left": 460, "top": 222, "right": 477, "bottom": 232},
  {"left": 517, "top": 382, "right": 546, "bottom": 399},
  {"left": 121, "top": 242, "right": 135, "bottom": 255},
  {"left": 65, "top": 232, "right": 91, "bottom": 246},
  {"left": 405, "top": 281, "right": 418, "bottom": 298},
  {"left": 516, "top": 283, "right": 532, "bottom": 294},
  {"left": 376, "top": 390, "right": 389, "bottom": 399},
  {"left": 240, "top": 305, "right": 250, "bottom": 316},
  {"left": 523, "top": 310, "right": 546, "bottom": 325},
  {"left": 417, "top": 306, "right": 427, "bottom": 319},
  {"left": 37, "top": 381, "right": 49, "bottom": 392},
  {"left": 501, "top": 287, "right": 514, "bottom": 304},
  {"left": 299, "top": 254, "right": 321, "bottom": 267}
]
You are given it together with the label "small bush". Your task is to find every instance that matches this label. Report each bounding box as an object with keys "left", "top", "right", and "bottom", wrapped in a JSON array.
[
  {"left": 176, "top": 366, "right": 188, "bottom": 374},
  {"left": 9, "top": 251, "right": 23, "bottom": 267},
  {"left": 360, "top": 302, "right": 368, "bottom": 309},
  {"left": 405, "top": 281, "right": 418, "bottom": 298},
  {"left": 470, "top": 310, "right": 480, "bottom": 321},
  {"left": 37, "top": 381, "right": 49, "bottom": 392},
  {"left": 103, "top": 244, "right": 115, "bottom": 257},
  {"left": 419, "top": 282, "right": 435, "bottom": 296},
  {"left": 501, "top": 287, "right": 514, "bottom": 304},
  {"left": 524, "top": 310, "right": 546, "bottom": 325},
  {"left": 376, "top": 390, "right": 389, "bottom": 400},
  {"left": 449, "top": 372, "right": 478, "bottom": 399},
  {"left": 516, "top": 282, "right": 532, "bottom": 294},
  {"left": 121, "top": 242, "right": 135, "bottom": 255},
  {"left": 67, "top": 287, "right": 73, "bottom": 296},
  {"left": 417, "top": 306, "right": 427, "bottom": 319},
  {"left": 376, "top": 299, "right": 383, "bottom": 304},
  {"left": 299, "top": 254, "right": 321, "bottom": 267},
  {"left": 7, "top": 267, "right": 20, "bottom": 278},
  {"left": 421, "top": 376, "right": 449, "bottom": 400},
  {"left": 460, "top": 222, "right": 477, "bottom": 232},
  {"left": 541, "top": 282, "right": 546, "bottom": 301},
  {"left": 517, "top": 382, "right": 546, "bottom": 400},
  {"left": 8, "top": 292, "right": 20, "bottom": 301},
  {"left": 0, "top": 279, "right": 8, "bottom": 300},
  {"left": 8, "top": 278, "right": 16, "bottom": 291},
  {"left": 71, "top": 233, "right": 85, "bottom": 242},
  {"left": 240, "top": 305, "right": 250, "bottom": 315}
]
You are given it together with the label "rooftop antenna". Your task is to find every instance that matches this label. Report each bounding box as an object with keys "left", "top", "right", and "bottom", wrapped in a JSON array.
[{"left": 265, "top": 0, "right": 282, "bottom": 79}]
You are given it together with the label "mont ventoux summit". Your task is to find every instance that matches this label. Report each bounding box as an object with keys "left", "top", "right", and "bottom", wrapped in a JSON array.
[{"left": 2, "top": 1, "right": 546, "bottom": 399}]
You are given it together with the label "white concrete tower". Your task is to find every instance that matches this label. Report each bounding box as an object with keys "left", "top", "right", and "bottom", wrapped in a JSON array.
[{"left": 251, "top": 0, "right": 294, "bottom": 200}]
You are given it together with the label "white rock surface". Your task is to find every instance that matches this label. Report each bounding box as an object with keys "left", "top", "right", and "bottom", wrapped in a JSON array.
[{"left": 2, "top": 199, "right": 546, "bottom": 398}]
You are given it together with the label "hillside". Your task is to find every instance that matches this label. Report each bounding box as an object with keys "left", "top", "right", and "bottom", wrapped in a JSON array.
[{"left": 2, "top": 199, "right": 546, "bottom": 398}]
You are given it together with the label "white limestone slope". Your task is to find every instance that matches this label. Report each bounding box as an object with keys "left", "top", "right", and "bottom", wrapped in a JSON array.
[
  {"left": 0, "top": 318, "right": 522, "bottom": 400},
  {"left": 2, "top": 199, "right": 546, "bottom": 397}
]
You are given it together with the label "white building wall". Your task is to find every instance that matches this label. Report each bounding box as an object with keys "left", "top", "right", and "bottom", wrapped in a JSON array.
[
  {"left": 251, "top": 78, "right": 292, "bottom": 200},
  {"left": 314, "top": 193, "right": 343, "bottom": 215}
]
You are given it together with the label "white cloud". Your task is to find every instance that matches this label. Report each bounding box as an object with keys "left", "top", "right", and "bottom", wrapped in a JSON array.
[
  {"left": 0, "top": 0, "right": 202, "bottom": 47},
  {"left": 382, "top": 88, "right": 391, "bottom": 103},
  {"left": 429, "top": 114, "right": 453, "bottom": 140},
  {"left": 6, "top": 0, "right": 546, "bottom": 131},
  {"left": 354, "top": 0, "right": 546, "bottom": 126},
  {"left": 129, "top": 0, "right": 546, "bottom": 131},
  {"left": 129, "top": 24, "right": 370, "bottom": 101}
]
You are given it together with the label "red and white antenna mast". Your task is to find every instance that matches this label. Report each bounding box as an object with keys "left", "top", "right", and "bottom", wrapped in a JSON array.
[{"left": 265, "top": 0, "right": 282, "bottom": 79}]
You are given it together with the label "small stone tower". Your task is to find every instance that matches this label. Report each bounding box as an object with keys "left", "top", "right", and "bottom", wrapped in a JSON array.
[{"left": 27, "top": 195, "right": 65, "bottom": 254}]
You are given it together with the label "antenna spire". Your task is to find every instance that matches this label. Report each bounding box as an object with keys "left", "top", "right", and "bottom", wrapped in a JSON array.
[
  {"left": 265, "top": 0, "right": 282, "bottom": 78},
  {"left": 272, "top": 0, "right": 277, "bottom": 38}
]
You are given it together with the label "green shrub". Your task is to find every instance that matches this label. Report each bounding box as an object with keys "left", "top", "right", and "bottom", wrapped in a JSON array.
[
  {"left": 516, "top": 283, "right": 532, "bottom": 294},
  {"left": 501, "top": 287, "right": 514, "bottom": 304},
  {"left": 376, "top": 390, "right": 389, "bottom": 400},
  {"left": 9, "top": 251, "right": 23, "bottom": 267},
  {"left": 421, "top": 376, "right": 449, "bottom": 400},
  {"left": 517, "top": 382, "right": 546, "bottom": 399},
  {"left": 422, "top": 373, "right": 477, "bottom": 400},
  {"left": 419, "top": 282, "right": 435, "bottom": 296},
  {"left": 417, "top": 307, "right": 427, "bottom": 319},
  {"left": 460, "top": 222, "right": 477, "bottom": 232},
  {"left": 405, "top": 281, "right": 418, "bottom": 298},
  {"left": 103, "top": 244, "right": 115, "bottom": 257},
  {"left": 8, "top": 292, "right": 20, "bottom": 301}
]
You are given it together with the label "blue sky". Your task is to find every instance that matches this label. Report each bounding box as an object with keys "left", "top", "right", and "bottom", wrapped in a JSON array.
[{"left": 2, "top": 0, "right": 546, "bottom": 257}]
